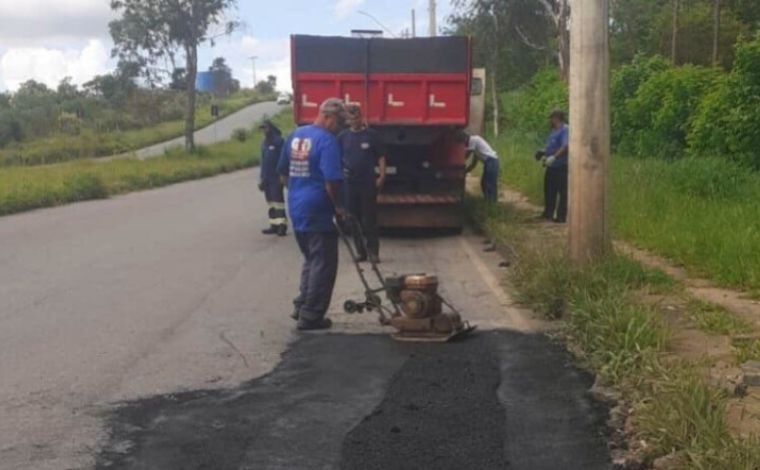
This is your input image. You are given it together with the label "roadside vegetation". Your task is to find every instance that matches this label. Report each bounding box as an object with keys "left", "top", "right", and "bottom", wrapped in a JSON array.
[
  {"left": 451, "top": 1, "right": 760, "bottom": 466},
  {"left": 468, "top": 199, "right": 760, "bottom": 468},
  {"left": 0, "top": 111, "right": 292, "bottom": 217},
  {"left": 0, "top": 84, "right": 272, "bottom": 167}
]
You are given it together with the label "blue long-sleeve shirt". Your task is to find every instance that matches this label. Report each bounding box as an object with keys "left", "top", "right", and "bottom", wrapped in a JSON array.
[{"left": 545, "top": 124, "right": 569, "bottom": 169}]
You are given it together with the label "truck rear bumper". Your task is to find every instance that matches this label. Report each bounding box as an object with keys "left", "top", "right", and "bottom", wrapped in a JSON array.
[{"left": 377, "top": 194, "right": 464, "bottom": 229}]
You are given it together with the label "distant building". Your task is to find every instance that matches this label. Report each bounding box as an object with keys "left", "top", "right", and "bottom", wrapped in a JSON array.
[{"left": 195, "top": 69, "right": 233, "bottom": 97}]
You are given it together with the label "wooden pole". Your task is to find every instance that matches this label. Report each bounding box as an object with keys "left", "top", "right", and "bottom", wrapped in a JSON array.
[{"left": 568, "top": 0, "right": 611, "bottom": 264}]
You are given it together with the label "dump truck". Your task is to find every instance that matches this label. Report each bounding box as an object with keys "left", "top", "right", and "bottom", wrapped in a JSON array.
[{"left": 291, "top": 35, "right": 484, "bottom": 230}]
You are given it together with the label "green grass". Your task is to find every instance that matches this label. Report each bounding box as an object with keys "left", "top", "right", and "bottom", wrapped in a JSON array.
[
  {"left": 0, "top": 111, "right": 292, "bottom": 216},
  {"left": 494, "top": 133, "right": 760, "bottom": 295},
  {"left": 467, "top": 196, "right": 760, "bottom": 468},
  {"left": 688, "top": 300, "right": 753, "bottom": 336},
  {"left": 0, "top": 91, "right": 273, "bottom": 167}
]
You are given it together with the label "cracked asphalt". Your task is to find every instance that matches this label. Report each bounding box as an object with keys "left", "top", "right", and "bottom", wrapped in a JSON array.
[{"left": 0, "top": 169, "right": 611, "bottom": 469}]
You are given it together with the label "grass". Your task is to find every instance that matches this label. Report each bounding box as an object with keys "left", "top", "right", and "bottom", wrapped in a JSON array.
[
  {"left": 688, "top": 300, "right": 753, "bottom": 336},
  {"left": 467, "top": 196, "right": 760, "bottom": 468},
  {"left": 0, "top": 111, "right": 292, "bottom": 216},
  {"left": 493, "top": 132, "right": 760, "bottom": 295},
  {"left": 0, "top": 91, "right": 273, "bottom": 167}
]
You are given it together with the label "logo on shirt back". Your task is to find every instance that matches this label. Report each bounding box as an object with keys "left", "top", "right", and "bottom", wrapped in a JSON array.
[
  {"left": 360, "top": 142, "right": 370, "bottom": 150},
  {"left": 290, "top": 137, "right": 312, "bottom": 178}
]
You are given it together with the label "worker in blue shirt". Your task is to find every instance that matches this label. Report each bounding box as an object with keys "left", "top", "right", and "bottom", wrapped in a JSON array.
[
  {"left": 542, "top": 110, "right": 569, "bottom": 223},
  {"left": 277, "top": 98, "right": 347, "bottom": 331},
  {"left": 258, "top": 120, "right": 287, "bottom": 236},
  {"left": 338, "top": 104, "right": 386, "bottom": 264}
]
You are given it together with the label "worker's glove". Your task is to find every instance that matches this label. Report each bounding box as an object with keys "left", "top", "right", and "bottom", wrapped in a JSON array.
[
  {"left": 258, "top": 181, "right": 265, "bottom": 192},
  {"left": 534, "top": 150, "right": 546, "bottom": 161},
  {"left": 545, "top": 156, "right": 556, "bottom": 167}
]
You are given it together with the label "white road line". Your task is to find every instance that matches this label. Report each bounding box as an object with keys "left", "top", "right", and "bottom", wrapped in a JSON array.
[{"left": 458, "top": 236, "right": 532, "bottom": 332}]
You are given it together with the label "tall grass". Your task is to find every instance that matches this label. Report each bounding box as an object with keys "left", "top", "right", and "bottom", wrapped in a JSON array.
[
  {"left": 0, "top": 111, "right": 292, "bottom": 216},
  {"left": 0, "top": 91, "right": 272, "bottom": 167},
  {"left": 495, "top": 134, "right": 760, "bottom": 294},
  {"left": 468, "top": 197, "right": 760, "bottom": 468}
]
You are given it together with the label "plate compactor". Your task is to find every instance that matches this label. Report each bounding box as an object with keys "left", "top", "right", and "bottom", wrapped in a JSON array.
[{"left": 336, "top": 217, "right": 475, "bottom": 342}]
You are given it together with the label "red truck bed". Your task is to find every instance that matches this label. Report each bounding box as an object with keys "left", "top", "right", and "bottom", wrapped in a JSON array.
[{"left": 291, "top": 35, "right": 471, "bottom": 126}]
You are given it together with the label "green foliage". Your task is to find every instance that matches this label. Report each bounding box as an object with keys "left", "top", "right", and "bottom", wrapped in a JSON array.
[
  {"left": 0, "top": 90, "right": 266, "bottom": 166},
  {"left": 501, "top": 68, "right": 568, "bottom": 140},
  {"left": 617, "top": 65, "right": 720, "bottom": 159},
  {"left": 688, "top": 300, "right": 752, "bottom": 336},
  {"left": 611, "top": 55, "right": 670, "bottom": 147},
  {"left": 232, "top": 128, "right": 249, "bottom": 142},
  {"left": 0, "top": 111, "right": 293, "bottom": 216},
  {"left": 690, "top": 34, "right": 760, "bottom": 168}
]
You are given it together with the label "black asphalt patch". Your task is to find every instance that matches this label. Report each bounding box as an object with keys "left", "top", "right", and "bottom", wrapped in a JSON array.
[
  {"left": 96, "top": 331, "right": 611, "bottom": 470},
  {"left": 340, "top": 334, "right": 508, "bottom": 470}
]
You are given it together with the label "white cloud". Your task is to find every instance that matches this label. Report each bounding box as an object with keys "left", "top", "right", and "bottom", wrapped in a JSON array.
[
  {"left": 0, "top": 39, "right": 110, "bottom": 91},
  {"left": 210, "top": 35, "right": 292, "bottom": 92},
  {"left": 335, "top": 0, "right": 364, "bottom": 20},
  {"left": 0, "top": 0, "right": 113, "bottom": 44}
]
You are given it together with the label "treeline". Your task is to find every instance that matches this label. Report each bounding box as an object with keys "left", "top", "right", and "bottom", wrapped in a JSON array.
[
  {"left": 448, "top": 0, "right": 760, "bottom": 168},
  {"left": 0, "top": 58, "right": 248, "bottom": 150}
]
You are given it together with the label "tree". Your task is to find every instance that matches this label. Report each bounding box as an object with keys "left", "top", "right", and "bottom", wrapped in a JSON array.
[
  {"left": 209, "top": 56, "right": 231, "bottom": 74},
  {"left": 109, "top": 0, "right": 238, "bottom": 151},
  {"left": 170, "top": 68, "right": 187, "bottom": 91},
  {"left": 254, "top": 75, "right": 277, "bottom": 95},
  {"left": 537, "top": 0, "right": 571, "bottom": 81}
]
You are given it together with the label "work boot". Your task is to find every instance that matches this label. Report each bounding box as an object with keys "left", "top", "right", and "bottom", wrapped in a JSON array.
[
  {"left": 290, "top": 308, "right": 300, "bottom": 321},
  {"left": 262, "top": 225, "right": 278, "bottom": 235},
  {"left": 368, "top": 254, "right": 380, "bottom": 265},
  {"left": 297, "top": 317, "right": 332, "bottom": 331},
  {"left": 277, "top": 224, "right": 288, "bottom": 237}
]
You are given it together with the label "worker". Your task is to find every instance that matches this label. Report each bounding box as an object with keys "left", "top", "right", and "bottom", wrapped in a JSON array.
[
  {"left": 338, "top": 104, "right": 386, "bottom": 264},
  {"left": 542, "top": 110, "right": 569, "bottom": 223},
  {"left": 258, "top": 120, "right": 287, "bottom": 236},
  {"left": 460, "top": 132, "right": 500, "bottom": 203},
  {"left": 277, "top": 98, "right": 347, "bottom": 331}
]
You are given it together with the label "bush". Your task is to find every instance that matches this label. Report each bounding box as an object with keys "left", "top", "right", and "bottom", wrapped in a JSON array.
[
  {"left": 232, "top": 128, "right": 249, "bottom": 142},
  {"left": 501, "top": 67, "right": 567, "bottom": 140},
  {"left": 616, "top": 65, "right": 719, "bottom": 159},
  {"left": 610, "top": 55, "right": 670, "bottom": 147},
  {"left": 690, "top": 34, "right": 760, "bottom": 168}
]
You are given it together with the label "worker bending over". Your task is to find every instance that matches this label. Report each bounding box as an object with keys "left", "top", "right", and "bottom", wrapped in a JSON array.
[
  {"left": 461, "top": 132, "right": 500, "bottom": 203},
  {"left": 258, "top": 120, "right": 287, "bottom": 236},
  {"left": 338, "top": 104, "right": 386, "bottom": 264},
  {"left": 542, "top": 110, "right": 569, "bottom": 223},
  {"left": 277, "top": 98, "right": 347, "bottom": 331}
]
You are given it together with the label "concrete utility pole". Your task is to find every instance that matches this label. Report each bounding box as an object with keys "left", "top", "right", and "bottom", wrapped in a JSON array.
[
  {"left": 412, "top": 9, "right": 416, "bottom": 38},
  {"left": 568, "top": 0, "right": 611, "bottom": 264},
  {"left": 429, "top": 0, "right": 437, "bottom": 37},
  {"left": 249, "top": 56, "right": 258, "bottom": 87}
]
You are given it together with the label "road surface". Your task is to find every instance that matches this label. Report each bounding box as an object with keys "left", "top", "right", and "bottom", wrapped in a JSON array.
[
  {"left": 0, "top": 170, "right": 611, "bottom": 469},
  {"left": 125, "top": 101, "right": 284, "bottom": 160}
]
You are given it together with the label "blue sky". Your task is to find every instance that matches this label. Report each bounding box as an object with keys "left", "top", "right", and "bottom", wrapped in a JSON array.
[{"left": 0, "top": 0, "right": 456, "bottom": 93}]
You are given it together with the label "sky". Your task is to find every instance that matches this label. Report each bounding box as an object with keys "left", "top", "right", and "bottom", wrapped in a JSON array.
[{"left": 0, "top": 0, "right": 456, "bottom": 93}]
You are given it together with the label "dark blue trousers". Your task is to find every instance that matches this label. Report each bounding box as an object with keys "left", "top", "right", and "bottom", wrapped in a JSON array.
[
  {"left": 293, "top": 231, "right": 338, "bottom": 322},
  {"left": 482, "top": 158, "right": 500, "bottom": 203}
]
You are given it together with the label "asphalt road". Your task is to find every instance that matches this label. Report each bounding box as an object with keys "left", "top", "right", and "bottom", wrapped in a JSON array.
[
  {"left": 127, "top": 101, "right": 284, "bottom": 160},
  {"left": 0, "top": 169, "right": 611, "bottom": 470}
]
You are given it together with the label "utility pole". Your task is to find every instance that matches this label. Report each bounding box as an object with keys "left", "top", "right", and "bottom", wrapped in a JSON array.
[
  {"left": 249, "top": 56, "right": 258, "bottom": 87},
  {"left": 568, "top": 0, "right": 611, "bottom": 264},
  {"left": 412, "top": 9, "right": 416, "bottom": 38},
  {"left": 428, "top": 0, "right": 437, "bottom": 37}
]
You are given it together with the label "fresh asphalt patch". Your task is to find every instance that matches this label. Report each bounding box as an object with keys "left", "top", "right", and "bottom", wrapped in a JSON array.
[{"left": 96, "top": 332, "right": 611, "bottom": 470}]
